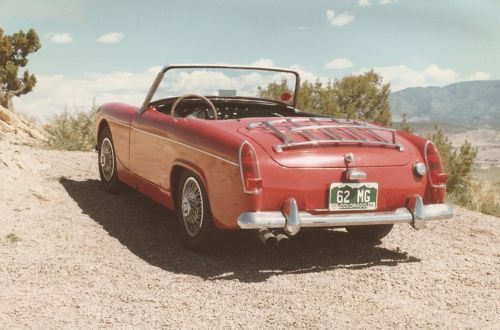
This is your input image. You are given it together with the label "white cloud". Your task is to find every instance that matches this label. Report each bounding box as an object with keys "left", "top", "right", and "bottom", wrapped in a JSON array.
[
  {"left": 13, "top": 68, "right": 158, "bottom": 120},
  {"left": 331, "top": 14, "right": 355, "bottom": 27},
  {"left": 356, "top": 65, "right": 492, "bottom": 91},
  {"left": 422, "top": 64, "right": 459, "bottom": 84},
  {"left": 96, "top": 32, "right": 124, "bottom": 44},
  {"left": 379, "top": 0, "right": 393, "bottom": 5},
  {"left": 45, "top": 32, "right": 73, "bottom": 44},
  {"left": 297, "top": 25, "right": 310, "bottom": 30},
  {"left": 466, "top": 71, "right": 491, "bottom": 81},
  {"left": 326, "top": 9, "right": 335, "bottom": 21},
  {"left": 363, "top": 64, "right": 459, "bottom": 91},
  {"left": 252, "top": 59, "right": 275, "bottom": 67},
  {"left": 148, "top": 66, "right": 164, "bottom": 74},
  {"left": 15, "top": 61, "right": 489, "bottom": 120},
  {"left": 359, "top": 0, "right": 371, "bottom": 7},
  {"left": 289, "top": 64, "right": 324, "bottom": 83},
  {"left": 325, "top": 58, "right": 355, "bottom": 69},
  {"left": 13, "top": 62, "right": 304, "bottom": 120},
  {"left": 158, "top": 67, "right": 299, "bottom": 99},
  {"left": 326, "top": 9, "right": 354, "bottom": 27}
]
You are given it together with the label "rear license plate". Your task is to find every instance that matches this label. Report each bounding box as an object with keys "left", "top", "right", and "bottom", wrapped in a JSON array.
[{"left": 329, "top": 183, "right": 378, "bottom": 211}]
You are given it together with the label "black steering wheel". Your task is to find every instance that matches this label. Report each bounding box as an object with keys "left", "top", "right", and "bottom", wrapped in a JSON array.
[{"left": 170, "top": 94, "right": 218, "bottom": 120}]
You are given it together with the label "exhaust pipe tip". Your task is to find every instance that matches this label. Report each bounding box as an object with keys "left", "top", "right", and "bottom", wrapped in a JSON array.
[
  {"left": 275, "top": 233, "right": 289, "bottom": 249},
  {"left": 257, "top": 228, "right": 277, "bottom": 248}
]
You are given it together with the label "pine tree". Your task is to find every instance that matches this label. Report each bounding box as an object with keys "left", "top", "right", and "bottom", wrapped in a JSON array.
[
  {"left": 332, "top": 70, "right": 392, "bottom": 126},
  {"left": 258, "top": 70, "right": 392, "bottom": 126},
  {"left": 0, "top": 28, "right": 41, "bottom": 111},
  {"left": 448, "top": 140, "right": 477, "bottom": 192}
]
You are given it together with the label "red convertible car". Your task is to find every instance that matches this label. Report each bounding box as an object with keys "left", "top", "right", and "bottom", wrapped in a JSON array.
[{"left": 96, "top": 64, "right": 453, "bottom": 252}]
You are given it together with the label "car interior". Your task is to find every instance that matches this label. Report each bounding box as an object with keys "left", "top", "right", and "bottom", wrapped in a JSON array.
[{"left": 151, "top": 97, "right": 307, "bottom": 120}]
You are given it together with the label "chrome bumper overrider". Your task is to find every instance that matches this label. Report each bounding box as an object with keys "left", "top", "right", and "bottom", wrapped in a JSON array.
[{"left": 237, "top": 196, "right": 453, "bottom": 236}]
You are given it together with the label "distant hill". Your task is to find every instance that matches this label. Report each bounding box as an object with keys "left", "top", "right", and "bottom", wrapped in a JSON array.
[{"left": 390, "top": 80, "right": 500, "bottom": 129}]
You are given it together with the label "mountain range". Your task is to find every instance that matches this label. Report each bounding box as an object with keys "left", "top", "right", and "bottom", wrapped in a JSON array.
[{"left": 390, "top": 80, "right": 500, "bottom": 129}]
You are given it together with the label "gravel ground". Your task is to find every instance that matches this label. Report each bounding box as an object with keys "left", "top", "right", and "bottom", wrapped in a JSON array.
[{"left": 0, "top": 139, "right": 499, "bottom": 329}]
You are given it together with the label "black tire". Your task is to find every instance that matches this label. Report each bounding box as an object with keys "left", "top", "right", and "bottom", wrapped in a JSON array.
[
  {"left": 346, "top": 224, "right": 393, "bottom": 244},
  {"left": 176, "top": 170, "right": 221, "bottom": 253},
  {"left": 97, "top": 126, "right": 122, "bottom": 193}
]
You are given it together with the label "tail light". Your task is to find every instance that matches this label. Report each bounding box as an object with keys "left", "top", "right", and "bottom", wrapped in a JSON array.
[
  {"left": 239, "top": 142, "right": 262, "bottom": 194},
  {"left": 425, "top": 142, "right": 448, "bottom": 187}
]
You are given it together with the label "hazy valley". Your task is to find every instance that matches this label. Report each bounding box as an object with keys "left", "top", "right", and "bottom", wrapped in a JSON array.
[{"left": 391, "top": 80, "right": 500, "bottom": 183}]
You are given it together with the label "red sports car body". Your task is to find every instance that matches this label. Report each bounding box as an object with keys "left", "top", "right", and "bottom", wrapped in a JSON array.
[{"left": 96, "top": 65, "right": 453, "bottom": 251}]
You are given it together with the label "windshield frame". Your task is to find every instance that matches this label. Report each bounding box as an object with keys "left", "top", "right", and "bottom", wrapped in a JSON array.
[{"left": 139, "top": 64, "right": 301, "bottom": 113}]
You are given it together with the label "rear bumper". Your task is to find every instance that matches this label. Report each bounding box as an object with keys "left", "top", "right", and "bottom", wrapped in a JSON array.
[{"left": 237, "top": 196, "right": 453, "bottom": 236}]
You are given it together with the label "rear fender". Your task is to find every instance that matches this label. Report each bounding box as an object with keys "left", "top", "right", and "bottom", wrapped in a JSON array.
[
  {"left": 170, "top": 159, "right": 224, "bottom": 224},
  {"left": 171, "top": 159, "right": 209, "bottom": 193},
  {"left": 397, "top": 130, "right": 446, "bottom": 204},
  {"left": 397, "top": 130, "right": 427, "bottom": 157}
]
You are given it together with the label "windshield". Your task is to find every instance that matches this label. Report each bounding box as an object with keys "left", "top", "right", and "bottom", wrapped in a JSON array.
[{"left": 151, "top": 66, "right": 299, "bottom": 105}]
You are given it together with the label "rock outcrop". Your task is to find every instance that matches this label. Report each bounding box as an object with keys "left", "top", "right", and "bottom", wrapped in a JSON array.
[{"left": 0, "top": 105, "right": 46, "bottom": 144}]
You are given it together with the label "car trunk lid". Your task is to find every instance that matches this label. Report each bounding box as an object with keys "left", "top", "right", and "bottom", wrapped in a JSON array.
[{"left": 238, "top": 117, "right": 412, "bottom": 168}]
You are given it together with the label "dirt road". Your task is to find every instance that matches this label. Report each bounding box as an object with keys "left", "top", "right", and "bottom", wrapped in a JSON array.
[{"left": 1, "top": 138, "right": 499, "bottom": 328}]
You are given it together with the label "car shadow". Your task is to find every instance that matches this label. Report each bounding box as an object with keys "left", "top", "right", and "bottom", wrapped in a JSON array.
[{"left": 60, "top": 178, "right": 421, "bottom": 283}]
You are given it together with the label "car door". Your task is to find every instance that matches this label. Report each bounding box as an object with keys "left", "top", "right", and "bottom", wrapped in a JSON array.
[{"left": 129, "top": 108, "right": 176, "bottom": 190}]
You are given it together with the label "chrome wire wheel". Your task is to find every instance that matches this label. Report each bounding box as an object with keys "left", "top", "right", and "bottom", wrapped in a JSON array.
[
  {"left": 181, "top": 177, "right": 204, "bottom": 237},
  {"left": 100, "top": 137, "right": 115, "bottom": 182}
]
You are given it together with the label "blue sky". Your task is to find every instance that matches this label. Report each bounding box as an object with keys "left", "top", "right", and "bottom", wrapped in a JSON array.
[{"left": 1, "top": 0, "right": 499, "bottom": 119}]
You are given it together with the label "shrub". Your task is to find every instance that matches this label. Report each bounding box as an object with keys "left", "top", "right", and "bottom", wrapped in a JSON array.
[
  {"left": 428, "top": 126, "right": 478, "bottom": 194},
  {"left": 426, "top": 125, "right": 500, "bottom": 216},
  {"left": 258, "top": 70, "right": 392, "bottom": 126},
  {"left": 449, "top": 181, "right": 500, "bottom": 217},
  {"left": 5, "top": 232, "right": 21, "bottom": 243},
  {"left": 44, "top": 104, "right": 97, "bottom": 151}
]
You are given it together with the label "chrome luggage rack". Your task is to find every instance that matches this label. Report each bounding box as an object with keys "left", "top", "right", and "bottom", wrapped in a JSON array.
[{"left": 247, "top": 117, "right": 404, "bottom": 153}]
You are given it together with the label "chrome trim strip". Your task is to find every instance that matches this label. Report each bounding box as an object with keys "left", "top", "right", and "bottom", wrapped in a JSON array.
[
  {"left": 285, "top": 124, "right": 395, "bottom": 143},
  {"left": 263, "top": 121, "right": 288, "bottom": 141},
  {"left": 238, "top": 208, "right": 413, "bottom": 229},
  {"left": 104, "top": 117, "right": 130, "bottom": 128},
  {"left": 300, "top": 208, "right": 413, "bottom": 227},
  {"left": 131, "top": 126, "right": 239, "bottom": 167},
  {"left": 248, "top": 117, "right": 370, "bottom": 128},
  {"left": 248, "top": 118, "right": 404, "bottom": 153},
  {"left": 274, "top": 139, "right": 404, "bottom": 153},
  {"left": 411, "top": 196, "right": 453, "bottom": 229},
  {"left": 345, "top": 169, "right": 368, "bottom": 180},
  {"left": 418, "top": 203, "right": 454, "bottom": 220},
  {"left": 310, "top": 117, "right": 344, "bottom": 140},
  {"left": 237, "top": 197, "right": 454, "bottom": 230},
  {"left": 282, "top": 198, "right": 301, "bottom": 236},
  {"left": 238, "top": 212, "right": 286, "bottom": 228}
]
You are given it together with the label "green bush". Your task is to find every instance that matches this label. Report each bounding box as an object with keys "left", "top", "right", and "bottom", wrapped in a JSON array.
[
  {"left": 258, "top": 70, "right": 392, "bottom": 126},
  {"left": 428, "top": 126, "right": 478, "bottom": 194},
  {"left": 44, "top": 105, "right": 97, "bottom": 151},
  {"left": 426, "top": 125, "right": 500, "bottom": 216}
]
